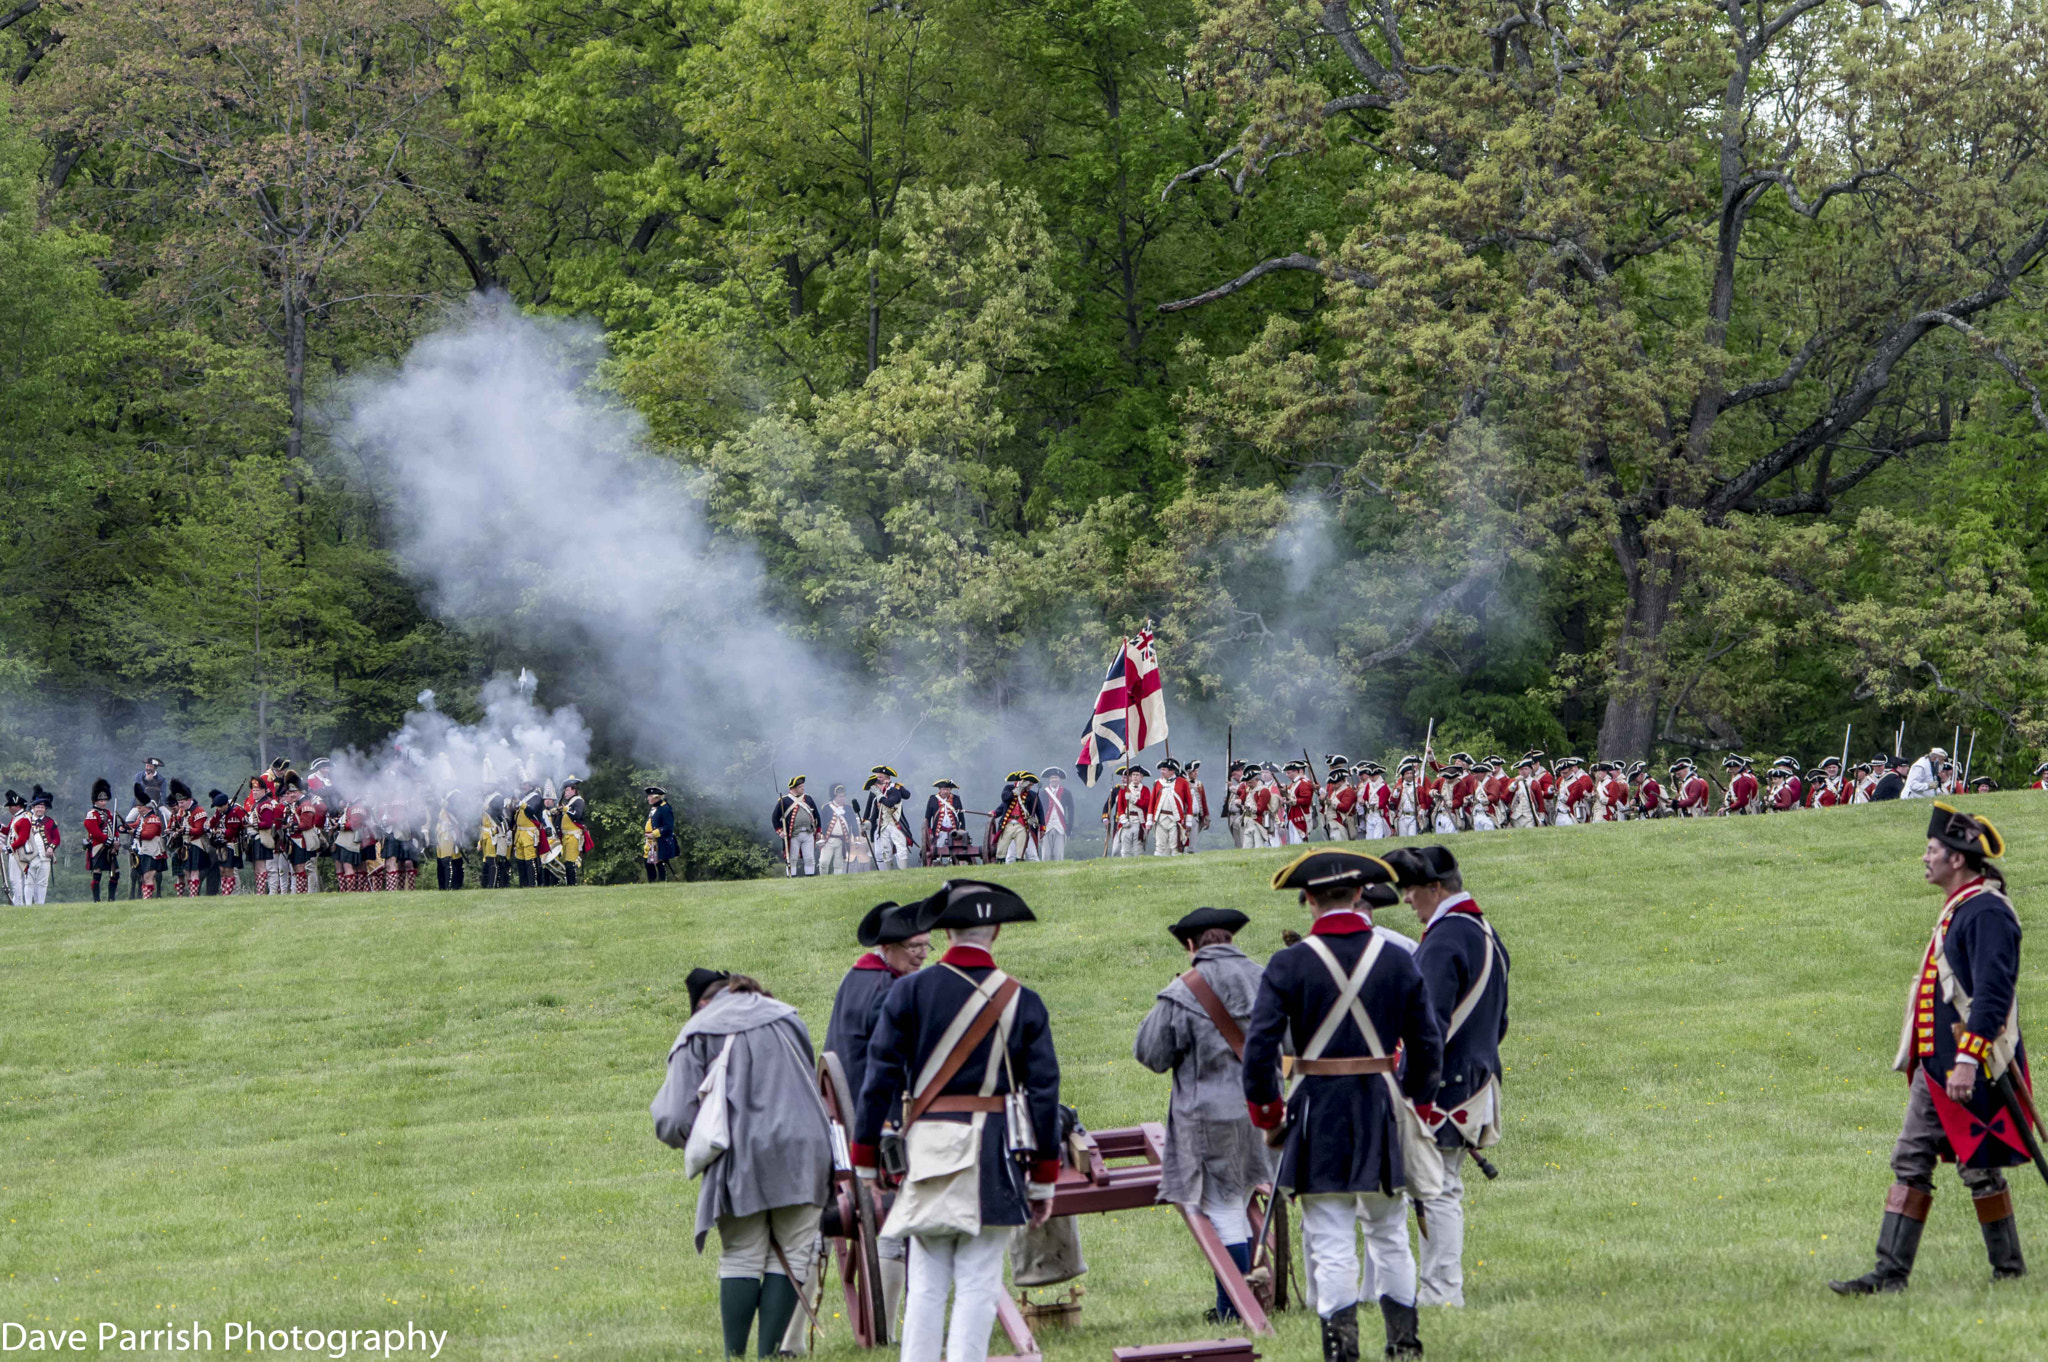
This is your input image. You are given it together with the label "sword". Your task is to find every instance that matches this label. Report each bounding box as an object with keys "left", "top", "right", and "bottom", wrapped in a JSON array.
[{"left": 1992, "top": 1067, "right": 2048, "bottom": 1190}]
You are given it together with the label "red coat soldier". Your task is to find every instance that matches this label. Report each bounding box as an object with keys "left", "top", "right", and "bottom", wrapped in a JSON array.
[{"left": 83, "top": 778, "right": 121, "bottom": 902}]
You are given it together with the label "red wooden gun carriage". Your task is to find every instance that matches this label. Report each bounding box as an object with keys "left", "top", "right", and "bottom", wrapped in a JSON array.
[{"left": 813, "top": 1056, "right": 1290, "bottom": 1361}]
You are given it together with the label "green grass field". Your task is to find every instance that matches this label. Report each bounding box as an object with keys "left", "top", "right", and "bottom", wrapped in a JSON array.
[{"left": 5, "top": 798, "right": 2048, "bottom": 1360}]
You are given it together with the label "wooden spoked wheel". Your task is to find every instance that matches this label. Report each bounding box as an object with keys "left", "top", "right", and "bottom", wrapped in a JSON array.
[{"left": 818, "top": 1052, "right": 890, "bottom": 1347}]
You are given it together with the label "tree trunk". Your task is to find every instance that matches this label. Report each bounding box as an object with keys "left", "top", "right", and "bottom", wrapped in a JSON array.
[
  {"left": 867, "top": 260, "right": 880, "bottom": 376},
  {"left": 1597, "top": 545, "right": 1682, "bottom": 762},
  {"left": 284, "top": 281, "right": 308, "bottom": 464}
]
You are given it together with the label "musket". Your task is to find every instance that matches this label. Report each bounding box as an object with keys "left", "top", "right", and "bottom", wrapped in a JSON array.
[
  {"left": 1991, "top": 1067, "right": 2048, "bottom": 1190},
  {"left": 1962, "top": 729, "right": 1978, "bottom": 790},
  {"left": 1840, "top": 725, "right": 1852, "bottom": 793},
  {"left": 1301, "top": 747, "right": 1326, "bottom": 837}
]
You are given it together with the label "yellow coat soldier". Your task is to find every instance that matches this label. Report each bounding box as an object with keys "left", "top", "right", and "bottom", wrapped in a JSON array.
[{"left": 557, "top": 778, "right": 593, "bottom": 886}]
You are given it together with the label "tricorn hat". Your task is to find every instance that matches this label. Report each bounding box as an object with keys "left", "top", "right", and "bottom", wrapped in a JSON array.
[
  {"left": 1973, "top": 777, "right": 2000, "bottom": 792},
  {"left": 787, "top": 774, "right": 808, "bottom": 789},
  {"left": 932, "top": 778, "right": 958, "bottom": 790},
  {"left": 91, "top": 777, "right": 112, "bottom": 802},
  {"left": 686, "top": 968, "right": 731, "bottom": 1013},
  {"left": 1384, "top": 844, "right": 1459, "bottom": 887},
  {"left": 856, "top": 901, "right": 923, "bottom": 947},
  {"left": 1157, "top": 758, "right": 1180, "bottom": 774},
  {"left": 1362, "top": 882, "right": 1401, "bottom": 909},
  {"left": 3, "top": 789, "right": 22, "bottom": 809},
  {"left": 643, "top": 785, "right": 667, "bottom": 797},
  {"left": 915, "top": 879, "right": 1036, "bottom": 931},
  {"left": 2033, "top": 761, "right": 2048, "bottom": 778},
  {"left": 870, "top": 764, "right": 899, "bottom": 778},
  {"left": 1928, "top": 802, "right": 2004, "bottom": 859},
  {"left": 1169, "top": 906, "right": 1250, "bottom": 945},
  {"left": 1040, "top": 766, "right": 1069, "bottom": 780},
  {"left": 1271, "top": 847, "right": 1396, "bottom": 892}
]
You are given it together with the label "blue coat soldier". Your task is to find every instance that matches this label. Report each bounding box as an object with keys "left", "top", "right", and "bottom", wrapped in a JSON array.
[
  {"left": 1386, "top": 844, "right": 1510, "bottom": 1309},
  {"left": 852, "top": 880, "right": 1062, "bottom": 1362},
  {"left": 643, "top": 786, "right": 679, "bottom": 881},
  {"left": 1833, "top": 803, "right": 2033, "bottom": 1293},
  {"left": 802, "top": 902, "right": 930, "bottom": 1350},
  {"left": 1243, "top": 848, "right": 1443, "bottom": 1362}
]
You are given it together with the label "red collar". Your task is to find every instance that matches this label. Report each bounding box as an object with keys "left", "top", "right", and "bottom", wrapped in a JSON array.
[
  {"left": 851, "top": 952, "right": 894, "bottom": 973},
  {"left": 1310, "top": 910, "right": 1371, "bottom": 937},
  {"left": 941, "top": 945, "right": 996, "bottom": 969},
  {"left": 1943, "top": 875, "right": 1989, "bottom": 913}
]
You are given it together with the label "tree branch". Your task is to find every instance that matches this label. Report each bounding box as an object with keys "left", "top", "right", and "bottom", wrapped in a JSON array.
[
  {"left": 0, "top": 0, "right": 39, "bottom": 33},
  {"left": 1354, "top": 552, "right": 1505, "bottom": 670},
  {"left": 1924, "top": 312, "right": 2048, "bottom": 434},
  {"left": 1156, "top": 253, "right": 1373, "bottom": 313}
]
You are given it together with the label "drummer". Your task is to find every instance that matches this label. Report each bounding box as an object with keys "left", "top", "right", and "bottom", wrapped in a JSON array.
[{"left": 818, "top": 901, "right": 930, "bottom": 1345}]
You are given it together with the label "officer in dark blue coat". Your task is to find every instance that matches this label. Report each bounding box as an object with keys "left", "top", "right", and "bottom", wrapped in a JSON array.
[
  {"left": 1244, "top": 849, "right": 1442, "bottom": 1362},
  {"left": 814, "top": 902, "right": 929, "bottom": 1345},
  {"left": 1833, "top": 803, "right": 2032, "bottom": 1294},
  {"left": 1386, "top": 844, "right": 1509, "bottom": 1310},
  {"left": 642, "top": 786, "right": 679, "bottom": 881},
  {"left": 851, "top": 880, "right": 1062, "bottom": 1362}
]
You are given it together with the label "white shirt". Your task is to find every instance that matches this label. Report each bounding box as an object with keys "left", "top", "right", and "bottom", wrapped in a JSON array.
[{"left": 1424, "top": 890, "right": 1476, "bottom": 933}]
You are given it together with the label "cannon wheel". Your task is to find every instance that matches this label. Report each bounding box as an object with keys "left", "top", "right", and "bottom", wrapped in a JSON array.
[{"left": 820, "top": 1052, "right": 890, "bottom": 1347}]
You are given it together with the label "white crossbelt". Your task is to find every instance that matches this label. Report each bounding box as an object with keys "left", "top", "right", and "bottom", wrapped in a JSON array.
[{"left": 1288, "top": 932, "right": 1389, "bottom": 1100}]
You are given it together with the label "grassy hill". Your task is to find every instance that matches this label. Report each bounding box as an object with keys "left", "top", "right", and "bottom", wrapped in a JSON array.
[{"left": 5, "top": 798, "right": 2048, "bottom": 1360}]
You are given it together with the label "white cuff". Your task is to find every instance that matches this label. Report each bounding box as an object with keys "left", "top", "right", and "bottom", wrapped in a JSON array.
[{"left": 1027, "top": 1182, "right": 1056, "bottom": 1201}]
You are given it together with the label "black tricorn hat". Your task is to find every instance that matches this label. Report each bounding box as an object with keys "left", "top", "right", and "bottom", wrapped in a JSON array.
[
  {"left": 1928, "top": 802, "right": 2004, "bottom": 859},
  {"left": 1271, "top": 847, "right": 1395, "bottom": 892},
  {"left": 932, "top": 778, "right": 958, "bottom": 790},
  {"left": 915, "top": 879, "right": 1036, "bottom": 931},
  {"left": 870, "top": 764, "right": 898, "bottom": 778},
  {"left": 857, "top": 901, "right": 924, "bottom": 947},
  {"left": 686, "top": 968, "right": 730, "bottom": 1013},
  {"left": 91, "top": 777, "right": 112, "bottom": 802},
  {"left": 1039, "top": 766, "right": 1069, "bottom": 780},
  {"left": 1169, "top": 906, "right": 1250, "bottom": 944},
  {"left": 787, "top": 774, "right": 808, "bottom": 789},
  {"left": 1973, "top": 777, "right": 2001, "bottom": 792},
  {"left": 1384, "top": 844, "right": 1459, "bottom": 887},
  {"left": 3, "top": 789, "right": 23, "bottom": 808},
  {"left": 1362, "top": 882, "right": 1400, "bottom": 909},
  {"left": 862, "top": 774, "right": 884, "bottom": 791}
]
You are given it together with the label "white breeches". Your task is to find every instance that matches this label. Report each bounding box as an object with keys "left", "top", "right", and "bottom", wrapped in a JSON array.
[
  {"left": 1300, "top": 1191, "right": 1417, "bottom": 1317},
  {"left": 874, "top": 824, "right": 913, "bottom": 870},
  {"left": 1114, "top": 821, "right": 1145, "bottom": 857},
  {"left": 1151, "top": 818, "right": 1182, "bottom": 856},
  {"left": 1416, "top": 1148, "right": 1468, "bottom": 1307},
  {"left": 1397, "top": 815, "right": 1419, "bottom": 838},
  {"left": 1470, "top": 813, "right": 1497, "bottom": 832},
  {"left": 1194, "top": 1188, "right": 1252, "bottom": 1245},
  {"left": 819, "top": 837, "right": 850, "bottom": 875},
  {"left": 900, "top": 1225, "right": 1012, "bottom": 1362},
  {"left": 1432, "top": 812, "right": 1458, "bottom": 835},
  {"left": 787, "top": 831, "right": 817, "bottom": 876},
  {"left": 1040, "top": 830, "right": 1065, "bottom": 862}
]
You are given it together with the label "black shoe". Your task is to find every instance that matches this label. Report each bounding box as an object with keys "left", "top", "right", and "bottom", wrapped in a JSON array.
[
  {"left": 1380, "top": 1295, "right": 1423, "bottom": 1358},
  {"left": 1320, "top": 1304, "right": 1360, "bottom": 1362},
  {"left": 1829, "top": 1204, "right": 1927, "bottom": 1295},
  {"left": 1979, "top": 1194, "right": 2026, "bottom": 1281}
]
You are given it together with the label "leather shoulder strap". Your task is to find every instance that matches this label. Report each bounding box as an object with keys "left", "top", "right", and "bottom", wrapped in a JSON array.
[
  {"left": 906, "top": 973, "right": 1022, "bottom": 1127},
  {"left": 1179, "top": 967, "right": 1246, "bottom": 1061}
]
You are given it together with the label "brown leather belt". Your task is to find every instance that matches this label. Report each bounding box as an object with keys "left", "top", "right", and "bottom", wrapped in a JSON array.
[
  {"left": 1290, "top": 1056, "right": 1398, "bottom": 1076},
  {"left": 924, "top": 1095, "right": 1005, "bottom": 1114}
]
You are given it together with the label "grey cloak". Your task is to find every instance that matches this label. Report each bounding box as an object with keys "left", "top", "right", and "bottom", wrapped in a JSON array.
[
  {"left": 1132, "top": 941, "right": 1274, "bottom": 1208},
  {"left": 651, "top": 990, "right": 836, "bottom": 1251}
]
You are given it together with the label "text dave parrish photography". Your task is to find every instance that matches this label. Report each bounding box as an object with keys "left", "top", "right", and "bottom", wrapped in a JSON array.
[{"left": 0, "top": 1322, "right": 449, "bottom": 1358}]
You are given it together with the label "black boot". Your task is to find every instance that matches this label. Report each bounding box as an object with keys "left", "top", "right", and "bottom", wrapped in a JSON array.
[
  {"left": 1829, "top": 1185, "right": 1929, "bottom": 1294},
  {"left": 1977, "top": 1190, "right": 2027, "bottom": 1280},
  {"left": 1379, "top": 1295, "right": 1423, "bottom": 1358},
  {"left": 1320, "top": 1304, "right": 1359, "bottom": 1362}
]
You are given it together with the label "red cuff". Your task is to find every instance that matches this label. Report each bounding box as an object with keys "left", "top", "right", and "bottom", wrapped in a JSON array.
[
  {"left": 1247, "top": 1099, "right": 1286, "bottom": 1130},
  {"left": 1957, "top": 1032, "right": 1993, "bottom": 1065},
  {"left": 850, "top": 1141, "right": 880, "bottom": 1169},
  {"left": 1030, "top": 1159, "right": 1061, "bottom": 1185}
]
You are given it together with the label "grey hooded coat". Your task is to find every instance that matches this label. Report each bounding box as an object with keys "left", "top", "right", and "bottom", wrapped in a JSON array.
[{"left": 652, "top": 991, "right": 836, "bottom": 1251}]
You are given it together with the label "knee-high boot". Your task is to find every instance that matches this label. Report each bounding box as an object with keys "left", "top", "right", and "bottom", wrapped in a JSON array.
[
  {"left": 1978, "top": 1189, "right": 2027, "bottom": 1280},
  {"left": 1830, "top": 1184, "right": 1931, "bottom": 1294},
  {"left": 1380, "top": 1295, "right": 1423, "bottom": 1358},
  {"left": 1319, "top": 1303, "right": 1359, "bottom": 1362}
]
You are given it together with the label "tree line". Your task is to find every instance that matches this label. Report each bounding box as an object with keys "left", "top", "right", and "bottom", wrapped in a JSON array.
[{"left": 3, "top": 0, "right": 2047, "bottom": 849}]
